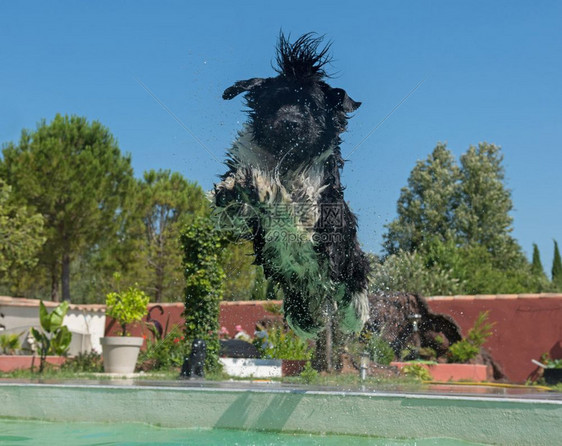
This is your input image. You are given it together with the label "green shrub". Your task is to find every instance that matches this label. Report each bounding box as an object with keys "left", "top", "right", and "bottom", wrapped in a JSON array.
[
  {"left": 370, "top": 250, "right": 461, "bottom": 296},
  {"left": 401, "top": 363, "right": 432, "bottom": 381},
  {"left": 400, "top": 345, "right": 418, "bottom": 361},
  {"left": 467, "top": 311, "right": 495, "bottom": 347},
  {"left": 448, "top": 311, "right": 494, "bottom": 363},
  {"left": 541, "top": 353, "right": 562, "bottom": 369},
  {"left": 258, "top": 326, "right": 313, "bottom": 360},
  {"left": 61, "top": 351, "right": 103, "bottom": 373},
  {"left": 30, "top": 301, "right": 72, "bottom": 373},
  {"left": 448, "top": 340, "right": 480, "bottom": 363},
  {"left": 299, "top": 361, "right": 319, "bottom": 384},
  {"left": 366, "top": 335, "right": 395, "bottom": 365},
  {"left": 0, "top": 333, "right": 22, "bottom": 354},
  {"left": 138, "top": 325, "right": 185, "bottom": 371},
  {"left": 418, "top": 347, "right": 437, "bottom": 361},
  {"left": 181, "top": 217, "right": 225, "bottom": 373}
]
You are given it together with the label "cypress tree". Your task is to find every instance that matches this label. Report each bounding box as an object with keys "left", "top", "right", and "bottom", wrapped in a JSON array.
[
  {"left": 531, "top": 243, "right": 546, "bottom": 278},
  {"left": 552, "top": 240, "right": 562, "bottom": 291}
]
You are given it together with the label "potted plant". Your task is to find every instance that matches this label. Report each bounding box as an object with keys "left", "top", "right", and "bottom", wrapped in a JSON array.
[{"left": 101, "top": 279, "right": 150, "bottom": 373}]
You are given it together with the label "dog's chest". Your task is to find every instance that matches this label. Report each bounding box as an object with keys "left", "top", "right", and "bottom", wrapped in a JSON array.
[
  {"left": 232, "top": 132, "right": 327, "bottom": 193},
  {"left": 230, "top": 131, "right": 330, "bottom": 229}
]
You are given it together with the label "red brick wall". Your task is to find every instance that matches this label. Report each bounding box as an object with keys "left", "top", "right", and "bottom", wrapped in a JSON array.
[{"left": 105, "top": 295, "right": 562, "bottom": 383}]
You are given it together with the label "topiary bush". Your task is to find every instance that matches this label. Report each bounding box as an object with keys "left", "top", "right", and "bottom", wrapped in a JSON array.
[{"left": 181, "top": 217, "right": 226, "bottom": 373}]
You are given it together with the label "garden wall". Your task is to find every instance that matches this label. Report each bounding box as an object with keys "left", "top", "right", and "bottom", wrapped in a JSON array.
[
  {"left": 3, "top": 294, "right": 560, "bottom": 383},
  {"left": 426, "top": 294, "right": 562, "bottom": 383},
  {"left": 126, "top": 295, "right": 561, "bottom": 383}
]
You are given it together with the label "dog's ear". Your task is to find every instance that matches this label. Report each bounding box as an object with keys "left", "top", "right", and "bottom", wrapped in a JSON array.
[
  {"left": 223, "top": 78, "right": 266, "bottom": 100},
  {"left": 327, "top": 87, "right": 361, "bottom": 113}
]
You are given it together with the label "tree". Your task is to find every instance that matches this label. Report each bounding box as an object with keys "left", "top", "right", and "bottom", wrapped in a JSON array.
[
  {"left": 132, "top": 170, "right": 209, "bottom": 302},
  {"left": 383, "top": 142, "right": 536, "bottom": 294},
  {"left": 455, "top": 143, "right": 523, "bottom": 269},
  {"left": 221, "top": 241, "right": 262, "bottom": 301},
  {"left": 424, "top": 239, "right": 537, "bottom": 294},
  {"left": 65, "top": 170, "right": 260, "bottom": 304},
  {"left": 383, "top": 143, "right": 459, "bottom": 255},
  {"left": 370, "top": 249, "right": 461, "bottom": 297},
  {"left": 531, "top": 243, "right": 546, "bottom": 279},
  {"left": 531, "top": 243, "right": 544, "bottom": 276},
  {"left": 552, "top": 240, "right": 562, "bottom": 291},
  {"left": 0, "top": 114, "right": 134, "bottom": 301},
  {"left": 0, "top": 181, "right": 45, "bottom": 283}
]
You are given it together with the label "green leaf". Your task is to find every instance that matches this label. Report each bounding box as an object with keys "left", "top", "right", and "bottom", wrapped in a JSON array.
[
  {"left": 30, "top": 327, "right": 44, "bottom": 344},
  {"left": 39, "top": 301, "right": 51, "bottom": 332},
  {"left": 31, "top": 326, "right": 50, "bottom": 356},
  {"left": 49, "top": 301, "right": 69, "bottom": 331},
  {"left": 105, "top": 286, "right": 149, "bottom": 334},
  {"left": 51, "top": 326, "right": 72, "bottom": 356}
]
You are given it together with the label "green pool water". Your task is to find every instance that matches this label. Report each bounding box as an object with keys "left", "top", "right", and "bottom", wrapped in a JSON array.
[{"left": 0, "top": 419, "right": 484, "bottom": 446}]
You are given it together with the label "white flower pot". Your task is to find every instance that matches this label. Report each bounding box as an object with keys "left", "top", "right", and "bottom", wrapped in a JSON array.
[{"left": 100, "top": 336, "right": 143, "bottom": 374}]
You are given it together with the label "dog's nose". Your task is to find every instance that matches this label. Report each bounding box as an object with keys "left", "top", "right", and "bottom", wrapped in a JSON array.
[
  {"left": 274, "top": 105, "right": 303, "bottom": 131},
  {"left": 279, "top": 119, "right": 300, "bottom": 130}
]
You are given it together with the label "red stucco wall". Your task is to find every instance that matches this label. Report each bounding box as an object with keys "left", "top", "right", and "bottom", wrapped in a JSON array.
[
  {"left": 104, "top": 301, "right": 279, "bottom": 340},
  {"left": 426, "top": 294, "right": 562, "bottom": 383},
  {"left": 104, "top": 295, "right": 562, "bottom": 383}
]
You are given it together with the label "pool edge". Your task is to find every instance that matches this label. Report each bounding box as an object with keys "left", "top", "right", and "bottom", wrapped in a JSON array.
[{"left": 1, "top": 382, "right": 560, "bottom": 445}]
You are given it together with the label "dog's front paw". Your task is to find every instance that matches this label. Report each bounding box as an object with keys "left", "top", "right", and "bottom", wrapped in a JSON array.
[{"left": 214, "top": 176, "right": 238, "bottom": 207}]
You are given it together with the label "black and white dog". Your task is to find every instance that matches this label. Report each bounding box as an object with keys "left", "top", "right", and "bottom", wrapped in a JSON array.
[{"left": 214, "top": 33, "right": 370, "bottom": 337}]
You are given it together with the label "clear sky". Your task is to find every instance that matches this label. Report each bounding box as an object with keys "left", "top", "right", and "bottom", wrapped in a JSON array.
[{"left": 1, "top": 1, "right": 561, "bottom": 274}]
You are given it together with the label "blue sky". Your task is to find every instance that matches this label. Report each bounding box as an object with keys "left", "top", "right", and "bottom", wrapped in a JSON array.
[{"left": 1, "top": 1, "right": 561, "bottom": 274}]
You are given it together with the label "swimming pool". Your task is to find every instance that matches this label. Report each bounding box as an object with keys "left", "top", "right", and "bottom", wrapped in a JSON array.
[
  {"left": 0, "top": 418, "right": 486, "bottom": 445},
  {"left": 1, "top": 380, "right": 560, "bottom": 445}
]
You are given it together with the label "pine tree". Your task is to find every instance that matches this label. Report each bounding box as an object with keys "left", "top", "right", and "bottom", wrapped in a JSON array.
[
  {"left": 552, "top": 240, "right": 562, "bottom": 291},
  {"left": 0, "top": 181, "right": 45, "bottom": 282},
  {"left": 133, "top": 169, "right": 208, "bottom": 302},
  {"left": 1, "top": 114, "right": 134, "bottom": 301}
]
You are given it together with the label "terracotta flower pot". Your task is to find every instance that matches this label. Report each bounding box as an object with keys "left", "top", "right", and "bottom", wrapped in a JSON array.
[
  {"left": 282, "top": 359, "right": 308, "bottom": 377},
  {"left": 100, "top": 337, "right": 143, "bottom": 374},
  {"left": 390, "top": 361, "right": 491, "bottom": 382}
]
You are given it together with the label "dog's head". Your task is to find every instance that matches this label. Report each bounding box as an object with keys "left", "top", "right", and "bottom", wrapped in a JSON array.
[{"left": 224, "top": 33, "right": 360, "bottom": 160}]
